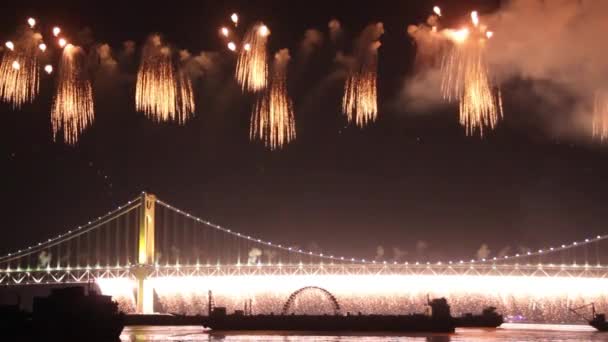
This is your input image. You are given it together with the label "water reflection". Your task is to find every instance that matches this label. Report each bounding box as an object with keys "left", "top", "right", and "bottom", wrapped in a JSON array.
[{"left": 120, "top": 325, "right": 603, "bottom": 342}]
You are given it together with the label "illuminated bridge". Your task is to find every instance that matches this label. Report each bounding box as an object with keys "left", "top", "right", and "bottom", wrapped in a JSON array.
[{"left": 1, "top": 193, "right": 607, "bottom": 323}]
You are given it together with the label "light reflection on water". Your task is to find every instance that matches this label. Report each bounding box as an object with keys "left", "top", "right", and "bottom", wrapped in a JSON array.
[{"left": 120, "top": 324, "right": 606, "bottom": 341}]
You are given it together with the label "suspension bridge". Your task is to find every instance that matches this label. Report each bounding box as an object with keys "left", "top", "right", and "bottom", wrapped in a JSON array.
[{"left": 1, "top": 192, "right": 607, "bottom": 323}]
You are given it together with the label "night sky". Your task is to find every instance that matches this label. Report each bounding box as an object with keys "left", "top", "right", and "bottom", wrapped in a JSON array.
[{"left": 2, "top": 0, "right": 608, "bottom": 263}]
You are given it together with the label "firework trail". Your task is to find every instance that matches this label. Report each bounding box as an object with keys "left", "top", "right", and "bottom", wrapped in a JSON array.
[
  {"left": 250, "top": 49, "right": 296, "bottom": 150},
  {"left": 51, "top": 45, "right": 94, "bottom": 145},
  {"left": 439, "top": 10, "right": 502, "bottom": 137},
  {"left": 135, "top": 35, "right": 194, "bottom": 124},
  {"left": 593, "top": 91, "right": 608, "bottom": 141},
  {"left": 236, "top": 23, "right": 270, "bottom": 92},
  {"left": 0, "top": 23, "right": 44, "bottom": 108},
  {"left": 342, "top": 23, "right": 383, "bottom": 128}
]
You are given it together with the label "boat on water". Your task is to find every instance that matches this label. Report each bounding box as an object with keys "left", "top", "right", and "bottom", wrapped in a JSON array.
[
  {"left": 570, "top": 303, "right": 608, "bottom": 332},
  {"left": 454, "top": 306, "right": 504, "bottom": 328},
  {"left": 202, "top": 298, "right": 457, "bottom": 332},
  {"left": 31, "top": 286, "right": 125, "bottom": 340}
]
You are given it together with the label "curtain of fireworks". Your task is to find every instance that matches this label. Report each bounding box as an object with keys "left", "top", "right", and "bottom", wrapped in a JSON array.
[
  {"left": 250, "top": 49, "right": 296, "bottom": 150},
  {"left": 135, "top": 35, "right": 194, "bottom": 124},
  {"left": 236, "top": 23, "right": 270, "bottom": 92},
  {"left": 593, "top": 91, "right": 608, "bottom": 141},
  {"left": 51, "top": 45, "right": 94, "bottom": 145},
  {"left": 0, "top": 30, "right": 43, "bottom": 108},
  {"left": 342, "top": 23, "right": 383, "bottom": 128},
  {"left": 440, "top": 12, "right": 502, "bottom": 137}
]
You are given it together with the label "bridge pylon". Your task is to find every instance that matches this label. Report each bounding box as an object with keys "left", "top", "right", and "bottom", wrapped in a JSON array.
[{"left": 136, "top": 192, "right": 156, "bottom": 314}]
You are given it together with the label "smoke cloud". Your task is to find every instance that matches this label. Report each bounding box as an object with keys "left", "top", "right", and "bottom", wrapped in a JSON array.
[
  {"left": 179, "top": 50, "right": 220, "bottom": 81},
  {"left": 401, "top": 0, "right": 608, "bottom": 138},
  {"left": 299, "top": 29, "right": 323, "bottom": 59},
  {"left": 476, "top": 244, "right": 491, "bottom": 260}
]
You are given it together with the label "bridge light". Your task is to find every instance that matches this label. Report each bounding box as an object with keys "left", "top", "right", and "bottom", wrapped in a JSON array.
[
  {"left": 598, "top": 235, "right": 602, "bottom": 239},
  {"left": 515, "top": 254, "right": 520, "bottom": 257},
  {"left": 562, "top": 245, "right": 566, "bottom": 248},
  {"left": 538, "top": 250, "right": 543, "bottom": 253},
  {"left": 573, "top": 242, "right": 578, "bottom": 245}
]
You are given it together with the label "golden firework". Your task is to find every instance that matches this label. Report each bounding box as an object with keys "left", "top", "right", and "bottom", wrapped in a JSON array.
[
  {"left": 0, "top": 31, "right": 43, "bottom": 108},
  {"left": 135, "top": 35, "right": 194, "bottom": 123},
  {"left": 51, "top": 45, "right": 95, "bottom": 145},
  {"left": 440, "top": 11, "right": 502, "bottom": 137},
  {"left": 250, "top": 49, "right": 296, "bottom": 150},
  {"left": 593, "top": 91, "right": 608, "bottom": 141},
  {"left": 236, "top": 23, "right": 270, "bottom": 92},
  {"left": 342, "top": 23, "right": 383, "bottom": 128}
]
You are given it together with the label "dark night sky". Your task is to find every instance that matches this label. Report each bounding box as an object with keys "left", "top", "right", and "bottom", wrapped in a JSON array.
[{"left": 2, "top": 0, "right": 608, "bottom": 262}]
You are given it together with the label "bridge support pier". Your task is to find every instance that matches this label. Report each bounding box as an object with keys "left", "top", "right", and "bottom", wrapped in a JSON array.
[{"left": 136, "top": 192, "right": 156, "bottom": 314}]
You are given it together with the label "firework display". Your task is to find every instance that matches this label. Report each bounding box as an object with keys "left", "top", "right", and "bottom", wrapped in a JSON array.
[
  {"left": 235, "top": 23, "right": 270, "bottom": 92},
  {"left": 51, "top": 44, "right": 94, "bottom": 145},
  {"left": 250, "top": 49, "right": 296, "bottom": 150},
  {"left": 439, "top": 9, "right": 503, "bottom": 136},
  {"left": 342, "top": 23, "right": 383, "bottom": 128},
  {"left": 98, "top": 274, "right": 608, "bottom": 323},
  {"left": 593, "top": 91, "right": 608, "bottom": 141},
  {"left": 135, "top": 35, "right": 194, "bottom": 124},
  {"left": 0, "top": 7, "right": 604, "bottom": 145},
  {"left": 0, "top": 19, "right": 44, "bottom": 108}
]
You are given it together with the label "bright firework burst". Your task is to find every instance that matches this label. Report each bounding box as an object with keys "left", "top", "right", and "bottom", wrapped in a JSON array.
[
  {"left": 250, "top": 49, "right": 296, "bottom": 150},
  {"left": 235, "top": 23, "right": 270, "bottom": 92},
  {"left": 342, "top": 23, "right": 384, "bottom": 128},
  {"left": 135, "top": 35, "right": 194, "bottom": 124},
  {"left": 593, "top": 91, "right": 608, "bottom": 141},
  {"left": 51, "top": 44, "right": 94, "bottom": 145},
  {"left": 0, "top": 26, "right": 44, "bottom": 108},
  {"left": 440, "top": 10, "right": 502, "bottom": 137}
]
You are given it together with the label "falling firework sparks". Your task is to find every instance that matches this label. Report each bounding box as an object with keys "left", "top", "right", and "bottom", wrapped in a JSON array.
[
  {"left": 51, "top": 45, "right": 94, "bottom": 145},
  {"left": 433, "top": 6, "right": 442, "bottom": 17},
  {"left": 439, "top": 10, "right": 502, "bottom": 136},
  {"left": 0, "top": 30, "right": 43, "bottom": 108},
  {"left": 250, "top": 49, "right": 296, "bottom": 150},
  {"left": 593, "top": 91, "right": 608, "bottom": 141},
  {"left": 342, "top": 23, "right": 384, "bottom": 128},
  {"left": 53, "top": 27, "right": 61, "bottom": 37},
  {"left": 235, "top": 23, "right": 270, "bottom": 92},
  {"left": 135, "top": 35, "right": 194, "bottom": 123}
]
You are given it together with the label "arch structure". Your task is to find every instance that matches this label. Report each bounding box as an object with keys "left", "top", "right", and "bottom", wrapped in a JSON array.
[{"left": 281, "top": 286, "right": 341, "bottom": 315}]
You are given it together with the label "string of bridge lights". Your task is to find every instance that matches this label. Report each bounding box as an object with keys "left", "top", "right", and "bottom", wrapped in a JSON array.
[
  {"left": 154, "top": 197, "right": 608, "bottom": 268},
  {"left": 0, "top": 193, "right": 606, "bottom": 272},
  {"left": 0, "top": 196, "right": 141, "bottom": 265}
]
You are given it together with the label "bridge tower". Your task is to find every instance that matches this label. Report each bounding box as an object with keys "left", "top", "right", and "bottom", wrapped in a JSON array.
[{"left": 136, "top": 192, "right": 156, "bottom": 314}]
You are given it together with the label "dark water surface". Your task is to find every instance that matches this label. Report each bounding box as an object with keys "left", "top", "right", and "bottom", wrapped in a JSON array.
[{"left": 120, "top": 324, "right": 608, "bottom": 341}]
